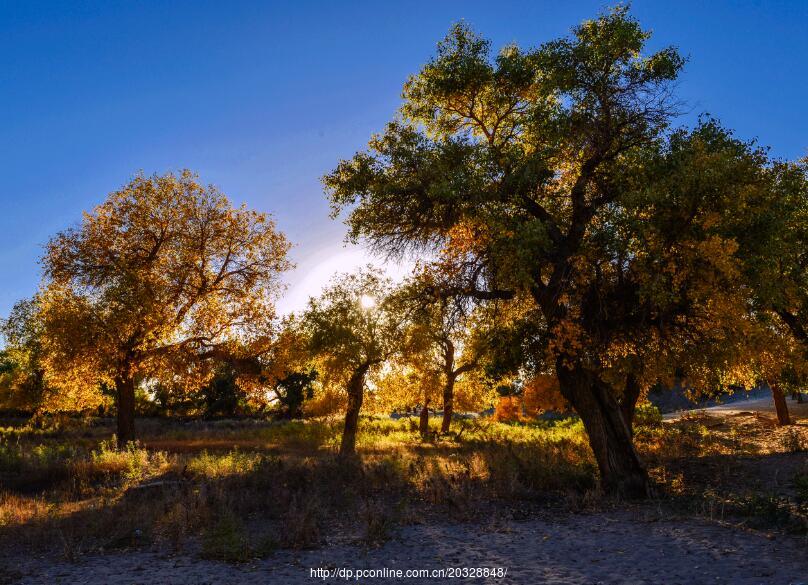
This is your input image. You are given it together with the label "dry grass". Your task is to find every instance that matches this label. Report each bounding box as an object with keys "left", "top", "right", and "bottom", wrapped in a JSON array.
[
  {"left": 635, "top": 410, "right": 808, "bottom": 534},
  {"left": 1, "top": 408, "right": 806, "bottom": 561}
]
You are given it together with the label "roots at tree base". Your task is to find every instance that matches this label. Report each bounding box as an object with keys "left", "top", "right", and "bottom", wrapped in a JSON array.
[{"left": 557, "top": 361, "right": 649, "bottom": 499}]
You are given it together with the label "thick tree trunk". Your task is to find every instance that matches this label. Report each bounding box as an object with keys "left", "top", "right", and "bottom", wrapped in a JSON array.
[
  {"left": 771, "top": 383, "right": 791, "bottom": 426},
  {"left": 556, "top": 360, "right": 649, "bottom": 498},
  {"left": 620, "top": 373, "right": 642, "bottom": 436},
  {"left": 340, "top": 366, "right": 368, "bottom": 456},
  {"left": 115, "top": 375, "right": 136, "bottom": 446},
  {"left": 440, "top": 375, "right": 456, "bottom": 433}
]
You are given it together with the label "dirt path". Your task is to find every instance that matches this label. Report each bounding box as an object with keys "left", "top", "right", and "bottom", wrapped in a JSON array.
[
  {"left": 664, "top": 395, "right": 808, "bottom": 421},
  {"left": 6, "top": 511, "right": 808, "bottom": 584}
]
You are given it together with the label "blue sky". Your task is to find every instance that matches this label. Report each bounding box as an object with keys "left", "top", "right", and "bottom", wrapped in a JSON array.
[{"left": 1, "top": 0, "right": 806, "bottom": 315}]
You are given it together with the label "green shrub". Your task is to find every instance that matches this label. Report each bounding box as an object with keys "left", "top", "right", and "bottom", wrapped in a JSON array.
[
  {"left": 186, "top": 450, "right": 264, "bottom": 479},
  {"left": 634, "top": 403, "right": 662, "bottom": 427},
  {"left": 201, "top": 511, "right": 250, "bottom": 562}
]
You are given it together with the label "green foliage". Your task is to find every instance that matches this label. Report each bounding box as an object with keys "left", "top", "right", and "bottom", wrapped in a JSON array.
[
  {"left": 198, "top": 365, "right": 245, "bottom": 419},
  {"left": 273, "top": 369, "right": 317, "bottom": 419},
  {"left": 0, "top": 298, "right": 48, "bottom": 413},
  {"left": 633, "top": 403, "right": 662, "bottom": 427},
  {"left": 89, "top": 438, "right": 168, "bottom": 485},
  {"left": 186, "top": 449, "right": 265, "bottom": 479},
  {"left": 302, "top": 268, "right": 402, "bottom": 377},
  {"left": 322, "top": 10, "right": 808, "bottom": 501},
  {"left": 324, "top": 6, "right": 757, "bottom": 397},
  {"left": 201, "top": 511, "right": 250, "bottom": 562}
]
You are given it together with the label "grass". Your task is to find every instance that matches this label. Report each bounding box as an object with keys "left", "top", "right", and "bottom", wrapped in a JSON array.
[
  {"left": 636, "top": 409, "right": 808, "bottom": 534},
  {"left": 186, "top": 449, "right": 265, "bottom": 479},
  {"left": 201, "top": 511, "right": 250, "bottom": 562},
  {"left": 1, "top": 408, "right": 806, "bottom": 560}
]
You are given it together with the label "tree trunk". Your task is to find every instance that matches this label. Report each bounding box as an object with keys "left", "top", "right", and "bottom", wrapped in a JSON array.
[
  {"left": 340, "top": 366, "right": 368, "bottom": 456},
  {"left": 556, "top": 360, "right": 649, "bottom": 498},
  {"left": 620, "top": 373, "right": 642, "bottom": 436},
  {"left": 771, "top": 383, "right": 791, "bottom": 426},
  {"left": 419, "top": 402, "right": 430, "bottom": 436},
  {"left": 440, "top": 375, "right": 456, "bottom": 433},
  {"left": 115, "top": 375, "right": 136, "bottom": 446}
]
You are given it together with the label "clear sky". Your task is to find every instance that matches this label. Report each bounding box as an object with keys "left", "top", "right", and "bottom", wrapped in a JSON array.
[{"left": 1, "top": 0, "right": 806, "bottom": 316}]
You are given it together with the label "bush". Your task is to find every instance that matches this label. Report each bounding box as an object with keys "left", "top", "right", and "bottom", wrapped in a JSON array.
[
  {"left": 634, "top": 403, "right": 663, "bottom": 427},
  {"left": 201, "top": 511, "right": 250, "bottom": 562},
  {"left": 77, "top": 438, "right": 168, "bottom": 486},
  {"left": 186, "top": 450, "right": 265, "bottom": 479}
]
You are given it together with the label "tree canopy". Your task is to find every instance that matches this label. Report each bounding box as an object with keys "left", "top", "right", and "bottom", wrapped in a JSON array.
[
  {"left": 39, "top": 171, "right": 291, "bottom": 442},
  {"left": 301, "top": 268, "right": 404, "bottom": 454},
  {"left": 0, "top": 298, "right": 48, "bottom": 413},
  {"left": 0, "top": 7, "right": 805, "bottom": 501},
  {"left": 324, "top": 7, "right": 790, "bottom": 495}
]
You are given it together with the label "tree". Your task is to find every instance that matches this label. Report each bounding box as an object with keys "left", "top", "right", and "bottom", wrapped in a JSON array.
[
  {"left": 0, "top": 297, "right": 49, "bottom": 413},
  {"left": 272, "top": 369, "right": 317, "bottom": 419},
  {"left": 197, "top": 363, "right": 244, "bottom": 419},
  {"left": 324, "top": 9, "right": 778, "bottom": 496},
  {"left": 735, "top": 159, "right": 808, "bottom": 425},
  {"left": 394, "top": 272, "right": 495, "bottom": 433},
  {"left": 301, "top": 269, "right": 403, "bottom": 455},
  {"left": 39, "top": 171, "right": 291, "bottom": 444}
]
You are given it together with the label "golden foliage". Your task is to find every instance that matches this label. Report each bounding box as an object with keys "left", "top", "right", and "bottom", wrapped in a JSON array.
[
  {"left": 38, "top": 171, "right": 291, "bottom": 409},
  {"left": 522, "top": 375, "right": 569, "bottom": 415},
  {"left": 493, "top": 396, "right": 522, "bottom": 422}
]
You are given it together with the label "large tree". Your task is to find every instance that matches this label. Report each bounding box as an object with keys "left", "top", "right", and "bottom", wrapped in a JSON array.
[
  {"left": 324, "top": 9, "right": 776, "bottom": 496},
  {"left": 301, "top": 269, "right": 403, "bottom": 455},
  {"left": 40, "top": 171, "right": 291, "bottom": 443},
  {"left": 738, "top": 159, "right": 808, "bottom": 423}
]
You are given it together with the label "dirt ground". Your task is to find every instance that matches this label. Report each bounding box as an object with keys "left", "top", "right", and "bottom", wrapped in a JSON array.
[
  {"left": 664, "top": 394, "right": 808, "bottom": 421},
  {"left": 4, "top": 509, "right": 807, "bottom": 585}
]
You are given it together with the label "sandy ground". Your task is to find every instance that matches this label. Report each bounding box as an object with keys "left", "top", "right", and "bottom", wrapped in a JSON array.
[
  {"left": 664, "top": 395, "right": 808, "bottom": 420},
  {"left": 5, "top": 510, "right": 808, "bottom": 585}
]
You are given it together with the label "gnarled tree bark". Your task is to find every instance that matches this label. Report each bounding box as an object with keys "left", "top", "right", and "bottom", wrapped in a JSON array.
[
  {"left": 340, "top": 364, "right": 370, "bottom": 455},
  {"left": 770, "top": 382, "right": 791, "bottom": 426},
  {"left": 114, "top": 374, "right": 136, "bottom": 446},
  {"left": 440, "top": 374, "right": 456, "bottom": 433},
  {"left": 556, "top": 359, "right": 649, "bottom": 498}
]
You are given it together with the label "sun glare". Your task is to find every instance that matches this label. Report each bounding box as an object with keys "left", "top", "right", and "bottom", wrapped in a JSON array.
[{"left": 360, "top": 294, "right": 376, "bottom": 309}]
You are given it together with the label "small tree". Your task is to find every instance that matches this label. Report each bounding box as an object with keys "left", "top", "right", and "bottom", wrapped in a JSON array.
[
  {"left": 39, "top": 171, "right": 291, "bottom": 443},
  {"left": 394, "top": 273, "right": 495, "bottom": 433},
  {"left": 301, "top": 269, "right": 402, "bottom": 455},
  {"left": 273, "top": 370, "right": 317, "bottom": 419},
  {"left": 0, "top": 298, "right": 49, "bottom": 413},
  {"left": 198, "top": 363, "right": 244, "bottom": 418}
]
